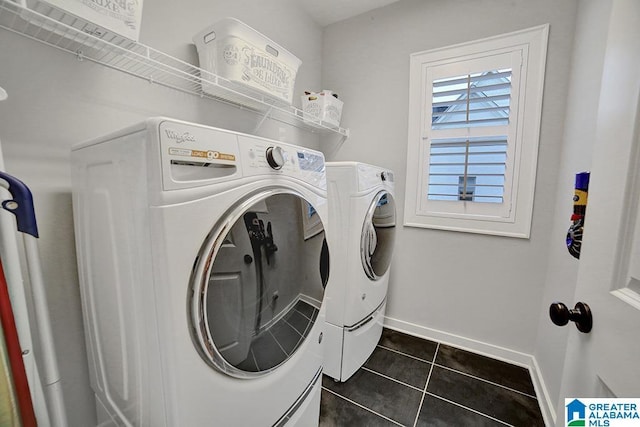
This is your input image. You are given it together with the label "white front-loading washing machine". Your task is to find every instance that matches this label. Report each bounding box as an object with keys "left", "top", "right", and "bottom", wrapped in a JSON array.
[
  {"left": 323, "top": 162, "right": 396, "bottom": 382},
  {"left": 70, "top": 117, "right": 331, "bottom": 426}
]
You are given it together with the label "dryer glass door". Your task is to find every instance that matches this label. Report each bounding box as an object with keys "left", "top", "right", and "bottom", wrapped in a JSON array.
[
  {"left": 361, "top": 191, "right": 396, "bottom": 280},
  {"left": 189, "top": 190, "right": 329, "bottom": 378}
]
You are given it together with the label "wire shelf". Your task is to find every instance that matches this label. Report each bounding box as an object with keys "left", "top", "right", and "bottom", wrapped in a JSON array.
[{"left": 0, "top": 0, "right": 349, "bottom": 137}]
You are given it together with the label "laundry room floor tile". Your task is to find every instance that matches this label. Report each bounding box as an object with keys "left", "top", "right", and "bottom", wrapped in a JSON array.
[
  {"left": 363, "top": 346, "right": 431, "bottom": 390},
  {"left": 434, "top": 344, "right": 536, "bottom": 395},
  {"left": 377, "top": 328, "right": 438, "bottom": 361},
  {"left": 320, "top": 389, "right": 400, "bottom": 427},
  {"left": 322, "top": 369, "right": 423, "bottom": 426},
  {"left": 427, "top": 365, "right": 544, "bottom": 426},
  {"left": 320, "top": 328, "right": 545, "bottom": 426},
  {"left": 415, "top": 394, "right": 506, "bottom": 426}
]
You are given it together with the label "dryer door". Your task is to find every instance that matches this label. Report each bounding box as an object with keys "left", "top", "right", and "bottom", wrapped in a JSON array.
[
  {"left": 189, "top": 189, "right": 329, "bottom": 378},
  {"left": 361, "top": 191, "right": 396, "bottom": 280}
]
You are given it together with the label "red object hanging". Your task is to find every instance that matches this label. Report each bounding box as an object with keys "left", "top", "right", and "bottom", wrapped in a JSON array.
[{"left": 0, "top": 258, "right": 37, "bottom": 426}]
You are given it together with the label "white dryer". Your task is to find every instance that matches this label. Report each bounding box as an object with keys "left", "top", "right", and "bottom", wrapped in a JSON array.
[
  {"left": 323, "top": 161, "right": 396, "bottom": 382},
  {"left": 70, "top": 117, "right": 331, "bottom": 426}
]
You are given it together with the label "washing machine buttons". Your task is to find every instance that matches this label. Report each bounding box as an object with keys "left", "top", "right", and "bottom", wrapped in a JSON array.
[
  {"left": 266, "top": 146, "right": 285, "bottom": 170},
  {"left": 380, "top": 171, "right": 387, "bottom": 181}
]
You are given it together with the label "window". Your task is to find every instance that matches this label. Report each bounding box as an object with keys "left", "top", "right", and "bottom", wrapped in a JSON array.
[
  {"left": 430, "top": 70, "right": 510, "bottom": 204},
  {"left": 404, "top": 25, "right": 548, "bottom": 238}
]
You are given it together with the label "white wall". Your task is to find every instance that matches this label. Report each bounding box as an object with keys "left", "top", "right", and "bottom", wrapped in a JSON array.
[
  {"left": 0, "top": 1, "right": 323, "bottom": 425},
  {"left": 321, "top": 0, "right": 578, "bottom": 356},
  {"left": 533, "top": 0, "right": 612, "bottom": 421}
]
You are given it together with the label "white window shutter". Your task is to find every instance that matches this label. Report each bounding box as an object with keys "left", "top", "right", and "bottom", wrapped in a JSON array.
[{"left": 404, "top": 25, "right": 548, "bottom": 238}]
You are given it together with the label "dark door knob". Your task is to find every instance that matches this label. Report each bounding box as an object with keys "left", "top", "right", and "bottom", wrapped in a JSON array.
[{"left": 549, "top": 301, "right": 592, "bottom": 333}]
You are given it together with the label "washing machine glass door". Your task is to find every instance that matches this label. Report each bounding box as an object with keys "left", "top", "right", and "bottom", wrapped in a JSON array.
[
  {"left": 361, "top": 191, "right": 396, "bottom": 280},
  {"left": 189, "top": 189, "right": 329, "bottom": 378}
]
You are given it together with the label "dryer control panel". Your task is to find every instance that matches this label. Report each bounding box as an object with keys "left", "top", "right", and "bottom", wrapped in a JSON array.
[{"left": 238, "top": 135, "right": 326, "bottom": 190}]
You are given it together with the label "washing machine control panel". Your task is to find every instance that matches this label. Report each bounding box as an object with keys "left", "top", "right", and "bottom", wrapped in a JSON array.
[
  {"left": 239, "top": 136, "right": 326, "bottom": 189},
  {"left": 244, "top": 143, "right": 295, "bottom": 172}
]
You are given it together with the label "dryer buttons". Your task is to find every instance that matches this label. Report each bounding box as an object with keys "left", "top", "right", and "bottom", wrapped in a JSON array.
[{"left": 266, "top": 146, "right": 285, "bottom": 170}]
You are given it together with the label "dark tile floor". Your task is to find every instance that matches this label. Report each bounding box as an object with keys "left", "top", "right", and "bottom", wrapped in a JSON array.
[{"left": 320, "top": 328, "right": 545, "bottom": 426}]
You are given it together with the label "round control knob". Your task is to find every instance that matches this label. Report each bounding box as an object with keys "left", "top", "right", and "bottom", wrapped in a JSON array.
[
  {"left": 266, "top": 146, "right": 285, "bottom": 170},
  {"left": 381, "top": 171, "right": 387, "bottom": 181}
]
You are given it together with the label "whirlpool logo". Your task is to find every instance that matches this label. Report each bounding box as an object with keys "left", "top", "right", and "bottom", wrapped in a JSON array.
[
  {"left": 164, "top": 129, "right": 196, "bottom": 144},
  {"left": 566, "top": 398, "right": 640, "bottom": 427}
]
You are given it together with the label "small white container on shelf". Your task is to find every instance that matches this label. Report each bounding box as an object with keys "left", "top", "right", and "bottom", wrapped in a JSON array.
[
  {"left": 192, "top": 17, "right": 302, "bottom": 106},
  {"left": 302, "top": 90, "right": 344, "bottom": 128}
]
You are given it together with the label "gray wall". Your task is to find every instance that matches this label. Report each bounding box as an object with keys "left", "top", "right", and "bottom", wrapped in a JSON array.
[
  {"left": 322, "top": 0, "right": 578, "bottom": 356},
  {"left": 0, "top": 1, "right": 323, "bottom": 425}
]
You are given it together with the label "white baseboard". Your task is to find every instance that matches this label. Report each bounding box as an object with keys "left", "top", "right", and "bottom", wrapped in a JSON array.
[
  {"left": 383, "top": 316, "right": 556, "bottom": 426},
  {"left": 530, "top": 356, "right": 557, "bottom": 426}
]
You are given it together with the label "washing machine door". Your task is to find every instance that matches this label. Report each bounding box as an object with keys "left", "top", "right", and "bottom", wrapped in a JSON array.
[
  {"left": 189, "top": 189, "right": 329, "bottom": 378},
  {"left": 361, "top": 191, "right": 396, "bottom": 280}
]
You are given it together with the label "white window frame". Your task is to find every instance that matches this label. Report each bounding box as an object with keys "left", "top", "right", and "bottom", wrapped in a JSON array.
[{"left": 404, "top": 25, "right": 549, "bottom": 238}]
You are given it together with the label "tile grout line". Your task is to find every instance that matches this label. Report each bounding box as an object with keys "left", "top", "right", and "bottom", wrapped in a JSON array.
[
  {"left": 362, "top": 356, "right": 535, "bottom": 426},
  {"left": 336, "top": 363, "right": 523, "bottom": 427},
  {"left": 423, "top": 391, "right": 515, "bottom": 427},
  {"left": 432, "top": 363, "right": 538, "bottom": 399},
  {"left": 377, "top": 342, "right": 538, "bottom": 400},
  {"left": 377, "top": 334, "right": 537, "bottom": 425},
  {"left": 412, "top": 342, "right": 440, "bottom": 427},
  {"left": 321, "top": 386, "right": 405, "bottom": 427},
  {"left": 321, "top": 332, "right": 541, "bottom": 426},
  {"left": 378, "top": 344, "right": 433, "bottom": 364},
  {"left": 360, "top": 366, "right": 425, "bottom": 393},
  {"left": 373, "top": 342, "right": 537, "bottom": 399}
]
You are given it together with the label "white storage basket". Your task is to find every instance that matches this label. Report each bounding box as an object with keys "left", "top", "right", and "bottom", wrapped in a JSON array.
[{"left": 193, "top": 18, "right": 301, "bottom": 106}]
